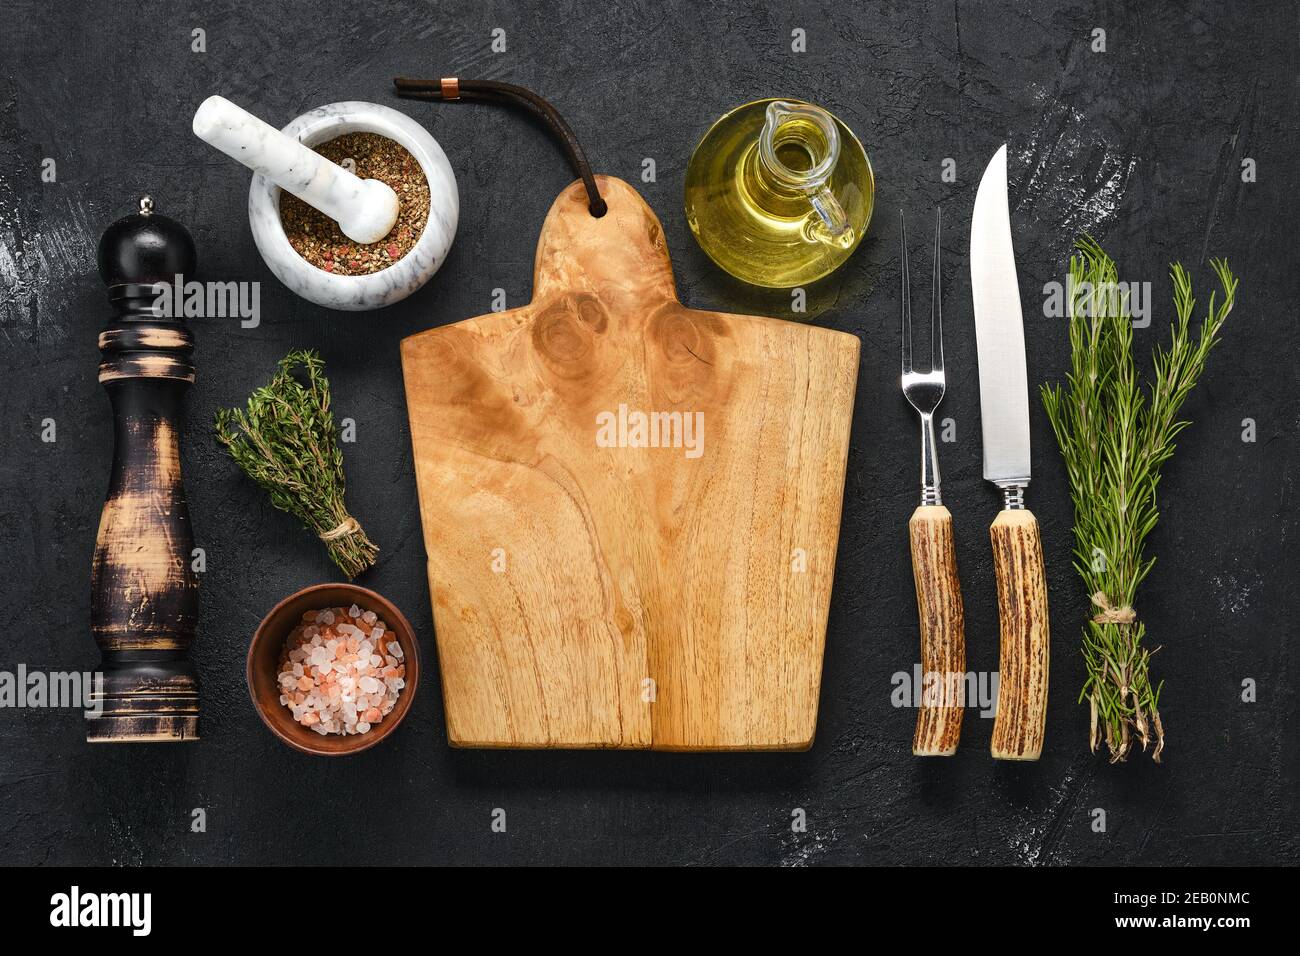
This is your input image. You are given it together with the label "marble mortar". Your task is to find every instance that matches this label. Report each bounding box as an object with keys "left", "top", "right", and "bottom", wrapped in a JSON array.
[{"left": 246, "top": 101, "right": 458, "bottom": 311}]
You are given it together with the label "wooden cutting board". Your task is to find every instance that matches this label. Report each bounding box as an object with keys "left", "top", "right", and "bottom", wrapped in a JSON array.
[{"left": 402, "top": 176, "right": 859, "bottom": 750}]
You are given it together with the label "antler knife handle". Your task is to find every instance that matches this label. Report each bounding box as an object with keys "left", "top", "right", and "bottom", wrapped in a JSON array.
[
  {"left": 989, "top": 508, "right": 1049, "bottom": 760},
  {"left": 88, "top": 197, "right": 200, "bottom": 742},
  {"left": 908, "top": 505, "right": 965, "bottom": 756}
]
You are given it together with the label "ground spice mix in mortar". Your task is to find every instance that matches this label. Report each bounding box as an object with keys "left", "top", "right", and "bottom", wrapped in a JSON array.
[{"left": 280, "top": 131, "right": 430, "bottom": 275}]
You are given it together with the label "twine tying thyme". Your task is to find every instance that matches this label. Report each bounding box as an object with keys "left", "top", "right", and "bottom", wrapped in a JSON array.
[
  {"left": 319, "top": 516, "right": 361, "bottom": 542},
  {"left": 215, "top": 349, "right": 378, "bottom": 579}
]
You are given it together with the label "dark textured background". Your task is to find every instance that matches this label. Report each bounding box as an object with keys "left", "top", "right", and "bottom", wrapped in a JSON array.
[{"left": 1, "top": 1, "right": 1296, "bottom": 866}]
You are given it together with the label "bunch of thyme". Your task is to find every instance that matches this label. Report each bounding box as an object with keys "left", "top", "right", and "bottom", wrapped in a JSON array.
[
  {"left": 215, "top": 349, "right": 378, "bottom": 579},
  {"left": 1041, "top": 237, "right": 1236, "bottom": 763}
]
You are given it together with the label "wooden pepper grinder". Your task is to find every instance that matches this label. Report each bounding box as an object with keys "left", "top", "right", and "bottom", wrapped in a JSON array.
[{"left": 88, "top": 196, "right": 200, "bottom": 742}]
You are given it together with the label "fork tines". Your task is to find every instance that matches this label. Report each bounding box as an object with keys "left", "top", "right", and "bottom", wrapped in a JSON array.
[{"left": 900, "top": 208, "right": 944, "bottom": 382}]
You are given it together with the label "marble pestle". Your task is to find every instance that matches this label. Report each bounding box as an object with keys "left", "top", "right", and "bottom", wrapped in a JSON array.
[{"left": 193, "top": 95, "right": 399, "bottom": 244}]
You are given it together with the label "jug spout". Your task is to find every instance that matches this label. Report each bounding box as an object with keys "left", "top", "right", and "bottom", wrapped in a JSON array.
[{"left": 760, "top": 101, "right": 851, "bottom": 243}]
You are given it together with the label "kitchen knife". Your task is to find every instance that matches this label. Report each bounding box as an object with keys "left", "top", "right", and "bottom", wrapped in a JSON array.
[{"left": 970, "top": 144, "right": 1050, "bottom": 761}]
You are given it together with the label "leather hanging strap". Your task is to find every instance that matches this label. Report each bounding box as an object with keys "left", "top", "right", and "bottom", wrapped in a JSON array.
[{"left": 393, "top": 76, "right": 608, "bottom": 218}]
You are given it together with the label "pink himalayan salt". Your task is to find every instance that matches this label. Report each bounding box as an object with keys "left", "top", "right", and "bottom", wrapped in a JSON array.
[{"left": 277, "top": 605, "right": 407, "bottom": 736}]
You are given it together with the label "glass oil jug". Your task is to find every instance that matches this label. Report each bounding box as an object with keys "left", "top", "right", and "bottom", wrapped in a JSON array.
[{"left": 684, "top": 99, "right": 874, "bottom": 288}]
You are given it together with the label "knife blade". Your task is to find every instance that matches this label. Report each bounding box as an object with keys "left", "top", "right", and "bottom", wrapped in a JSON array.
[
  {"left": 970, "top": 144, "right": 1051, "bottom": 761},
  {"left": 971, "top": 143, "right": 1032, "bottom": 494}
]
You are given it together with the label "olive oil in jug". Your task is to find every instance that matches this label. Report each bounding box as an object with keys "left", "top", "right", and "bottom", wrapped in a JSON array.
[{"left": 685, "top": 99, "right": 874, "bottom": 288}]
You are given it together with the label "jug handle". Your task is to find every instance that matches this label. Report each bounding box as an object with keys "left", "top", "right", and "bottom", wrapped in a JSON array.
[{"left": 808, "top": 185, "right": 850, "bottom": 239}]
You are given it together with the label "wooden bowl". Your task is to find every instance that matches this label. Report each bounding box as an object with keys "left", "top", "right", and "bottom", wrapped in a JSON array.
[{"left": 247, "top": 583, "right": 420, "bottom": 756}]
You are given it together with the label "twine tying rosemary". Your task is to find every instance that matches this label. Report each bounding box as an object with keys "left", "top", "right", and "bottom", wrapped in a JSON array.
[{"left": 1090, "top": 592, "right": 1137, "bottom": 625}]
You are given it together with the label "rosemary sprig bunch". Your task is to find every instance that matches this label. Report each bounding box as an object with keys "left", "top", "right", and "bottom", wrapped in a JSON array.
[
  {"left": 215, "top": 349, "right": 378, "bottom": 579},
  {"left": 1041, "top": 237, "right": 1236, "bottom": 763}
]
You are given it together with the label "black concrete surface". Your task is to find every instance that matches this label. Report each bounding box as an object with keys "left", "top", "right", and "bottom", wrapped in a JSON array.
[{"left": 1, "top": 1, "right": 1296, "bottom": 865}]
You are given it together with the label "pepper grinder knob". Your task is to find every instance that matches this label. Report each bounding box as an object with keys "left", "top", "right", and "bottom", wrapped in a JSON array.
[
  {"left": 88, "top": 197, "right": 201, "bottom": 742},
  {"left": 97, "top": 194, "right": 197, "bottom": 286}
]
